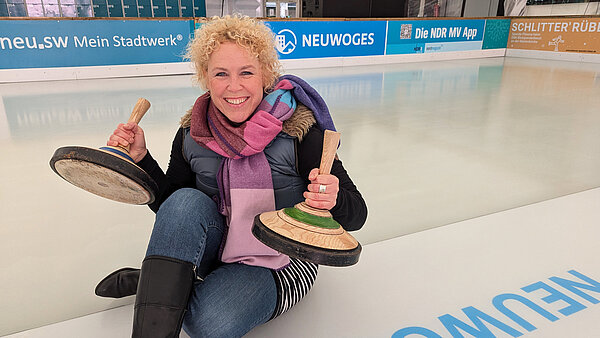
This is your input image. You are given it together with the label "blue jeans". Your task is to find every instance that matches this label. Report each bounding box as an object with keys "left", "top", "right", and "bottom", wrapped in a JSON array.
[{"left": 146, "top": 188, "right": 278, "bottom": 337}]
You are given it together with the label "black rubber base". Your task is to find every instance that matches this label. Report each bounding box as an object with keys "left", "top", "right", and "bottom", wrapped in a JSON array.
[
  {"left": 252, "top": 215, "right": 361, "bottom": 267},
  {"left": 50, "top": 146, "right": 158, "bottom": 205}
]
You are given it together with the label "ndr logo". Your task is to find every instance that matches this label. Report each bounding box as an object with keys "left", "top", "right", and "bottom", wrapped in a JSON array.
[{"left": 276, "top": 29, "right": 296, "bottom": 54}]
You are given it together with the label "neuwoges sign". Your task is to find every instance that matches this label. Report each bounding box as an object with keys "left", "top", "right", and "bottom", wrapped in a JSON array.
[{"left": 265, "top": 20, "right": 387, "bottom": 59}]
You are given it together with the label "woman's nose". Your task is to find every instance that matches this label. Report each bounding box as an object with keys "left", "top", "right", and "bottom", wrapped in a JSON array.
[{"left": 227, "top": 75, "right": 243, "bottom": 91}]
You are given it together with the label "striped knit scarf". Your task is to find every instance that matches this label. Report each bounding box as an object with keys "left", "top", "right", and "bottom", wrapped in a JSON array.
[{"left": 190, "top": 75, "right": 335, "bottom": 270}]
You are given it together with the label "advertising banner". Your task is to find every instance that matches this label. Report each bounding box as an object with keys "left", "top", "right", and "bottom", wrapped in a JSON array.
[
  {"left": 482, "top": 19, "right": 510, "bottom": 50},
  {"left": 264, "top": 20, "right": 387, "bottom": 59},
  {"left": 508, "top": 17, "right": 600, "bottom": 54},
  {"left": 386, "top": 19, "right": 485, "bottom": 55},
  {"left": 0, "top": 20, "right": 193, "bottom": 69}
]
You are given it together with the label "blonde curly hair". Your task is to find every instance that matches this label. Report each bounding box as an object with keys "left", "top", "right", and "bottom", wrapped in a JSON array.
[{"left": 186, "top": 15, "right": 282, "bottom": 92}]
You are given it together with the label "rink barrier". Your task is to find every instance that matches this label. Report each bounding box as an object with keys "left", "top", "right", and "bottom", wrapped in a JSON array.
[
  {"left": 0, "top": 17, "right": 507, "bottom": 82},
  {"left": 0, "top": 16, "right": 598, "bottom": 83}
]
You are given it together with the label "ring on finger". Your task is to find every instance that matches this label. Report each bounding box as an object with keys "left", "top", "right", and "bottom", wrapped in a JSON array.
[{"left": 318, "top": 184, "right": 326, "bottom": 194}]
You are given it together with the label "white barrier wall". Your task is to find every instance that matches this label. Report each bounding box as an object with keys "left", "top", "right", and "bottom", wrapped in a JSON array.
[
  {"left": 4, "top": 16, "right": 600, "bottom": 84},
  {"left": 525, "top": 2, "right": 600, "bottom": 16},
  {"left": 0, "top": 18, "right": 511, "bottom": 83}
]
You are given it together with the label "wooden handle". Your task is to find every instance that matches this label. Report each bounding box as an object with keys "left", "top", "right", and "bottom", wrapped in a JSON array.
[
  {"left": 122, "top": 98, "right": 150, "bottom": 153},
  {"left": 319, "top": 130, "right": 340, "bottom": 175},
  {"left": 127, "top": 98, "right": 151, "bottom": 124}
]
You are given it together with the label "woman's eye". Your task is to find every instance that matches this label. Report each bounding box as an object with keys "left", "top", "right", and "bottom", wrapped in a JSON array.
[
  {"left": 241, "top": 71, "right": 253, "bottom": 76},
  {"left": 215, "top": 72, "right": 227, "bottom": 77}
]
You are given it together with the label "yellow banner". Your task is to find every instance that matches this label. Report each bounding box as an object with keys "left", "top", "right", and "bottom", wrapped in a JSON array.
[{"left": 508, "top": 17, "right": 600, "bottom": 54}]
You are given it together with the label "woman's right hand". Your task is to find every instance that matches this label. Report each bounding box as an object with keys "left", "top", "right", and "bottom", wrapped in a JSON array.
[{"left": 107, "top": 122, "right": 148, "bottom": 163}]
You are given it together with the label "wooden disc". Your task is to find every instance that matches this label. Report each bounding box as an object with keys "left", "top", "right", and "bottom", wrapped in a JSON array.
[
  {"left": 252, "top": 214, "right": 361, "bottom": 267},
  {"left": 50, "top": 146, "right": 157, "bottom": 205},
  {"left": 258, "top": 208, "right": 359, "bottom": 250},
  {"left": 252, "top": 203, "right": 361, "bottom": 266}
]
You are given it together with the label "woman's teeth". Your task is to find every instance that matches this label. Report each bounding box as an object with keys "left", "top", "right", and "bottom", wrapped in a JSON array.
[{"left": 225, "top": 97, "right": 248, "bottom": 105}]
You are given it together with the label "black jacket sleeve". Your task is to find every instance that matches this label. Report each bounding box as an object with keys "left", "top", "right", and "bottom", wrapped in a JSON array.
[
  {"left": 136, "top": 127, "right": 195, "bottom": 213},
  {"left": 297, "top": 127, "right": 367, "bottom": 231}
]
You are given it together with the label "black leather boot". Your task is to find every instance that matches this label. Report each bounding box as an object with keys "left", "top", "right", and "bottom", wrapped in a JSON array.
[
  {"left": 95, "top": 267, "right": 140, "bottom": 298},
  {"left": 132, "top": 256, "right": 195, "bottom": 338}
]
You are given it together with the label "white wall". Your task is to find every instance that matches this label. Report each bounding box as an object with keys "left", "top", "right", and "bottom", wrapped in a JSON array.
[
  {"left": 443, "top": 0, "right": 464, "bottom": 16},
  {"left": 205, "top": 0, "right": 262, "bottom": 17},
  {"left": 0, "top": 49, "right": 507, "bottom": 83},
  {"left": 463, "top": 0, "right": 500, "bottom": 17},
  {"left": 525, "top": 2, "right": 600, "bottom": 16}
]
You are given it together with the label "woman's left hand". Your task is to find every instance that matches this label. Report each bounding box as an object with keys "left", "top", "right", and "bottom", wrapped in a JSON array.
[{"left": 303, "top": 168, "right": 339, "bottom": 210}]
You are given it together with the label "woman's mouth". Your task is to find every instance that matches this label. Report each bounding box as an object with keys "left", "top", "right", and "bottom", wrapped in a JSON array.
[{"left": 224, "top": 97, "right": 249, "bottom": 105}]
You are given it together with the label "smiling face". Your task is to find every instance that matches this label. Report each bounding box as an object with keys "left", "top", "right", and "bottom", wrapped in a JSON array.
[{"left": 205, "top": 42, "right": 265, "bottom": 124}]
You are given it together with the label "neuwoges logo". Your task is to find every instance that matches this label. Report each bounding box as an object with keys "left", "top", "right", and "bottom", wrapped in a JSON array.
[
  {"left": 0, "top": 34, "right": 184, "bottom": 50},
  {"left": 276, "top": 29, "right": 297, "bottom": 54}
]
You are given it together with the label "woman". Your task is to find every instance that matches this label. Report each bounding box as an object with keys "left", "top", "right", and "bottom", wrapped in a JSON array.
[{"left": 96, "top": 15, "right": 367, "bottom": 337}]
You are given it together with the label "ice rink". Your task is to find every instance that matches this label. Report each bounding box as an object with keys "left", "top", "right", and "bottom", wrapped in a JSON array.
[{"left": 2, "top": 56, "right": 600, "bottom": 337}]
